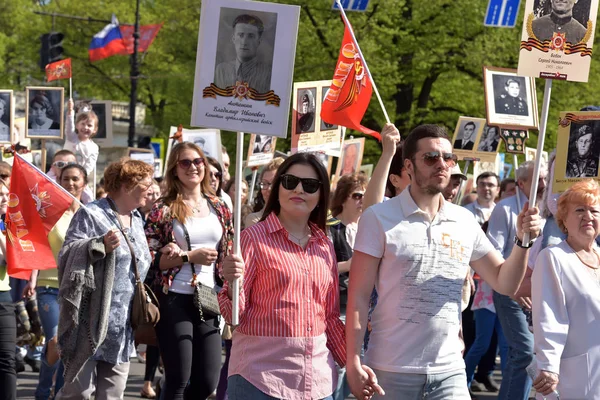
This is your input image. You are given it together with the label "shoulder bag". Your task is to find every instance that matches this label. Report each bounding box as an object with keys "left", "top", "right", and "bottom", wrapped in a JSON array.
[{"left": 107, "top": 198, "right": 160, "bottom": 344}]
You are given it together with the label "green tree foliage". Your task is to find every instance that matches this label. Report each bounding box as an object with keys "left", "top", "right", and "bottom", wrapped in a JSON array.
[{"left": 1, "top": 0, "right": 598, "bottom": 168}]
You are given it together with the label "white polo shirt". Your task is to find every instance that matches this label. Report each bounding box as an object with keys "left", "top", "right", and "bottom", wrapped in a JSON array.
[{"left": 354, "top": 187, "right": 497, "bottom": 374}]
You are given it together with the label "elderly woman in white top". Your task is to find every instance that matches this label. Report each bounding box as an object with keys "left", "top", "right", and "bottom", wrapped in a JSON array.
[{"left": 531, "top": 179, "right": 600, "bottom": 398}]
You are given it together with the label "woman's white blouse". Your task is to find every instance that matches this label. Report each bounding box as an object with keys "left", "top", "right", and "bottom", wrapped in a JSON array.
[{"left": 532, "top": 240, "right": 600, "bottom": 399}]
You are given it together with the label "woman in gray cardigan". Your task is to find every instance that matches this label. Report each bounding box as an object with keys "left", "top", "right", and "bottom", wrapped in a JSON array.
[{"left": 56, "top": 159, "right": 154, "bottom": 400}]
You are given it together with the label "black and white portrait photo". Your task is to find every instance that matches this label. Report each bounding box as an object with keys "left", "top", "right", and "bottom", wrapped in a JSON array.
[
  {"left": 532, "top": 0, "right": 591, "bottom": 44},
  {"left": 320, "top": 87, "right": 337, "bottom": 131},
  {"left": 484, "top": 66, "right": 538, "bottom": 130},
  {"left": 296, "top": 88, "right": 316, "bottom": 134},
  {"left": 478, "top": 125, "right": 501, "bottom": 152},
  {"left": 90, "top": 101, "right": 113, "bottom": 146},
  {"left": 453, "top": 118, "right": 483, "bottom": 150},
  {"left": 0, "top": 91, "right": 13, "bottom": 143},
  {"left": 213, "top": 8, "right": 277, "bottom": 94},
  {"left": 493, "top": 75, "right": 529, "bottom": 116},
  {"left": 252, "top": 134, "right": 273, "bottom": 154},
  {"left": 25, "top": 87, "right": 64, "bottom": 139},
  {"left": 565, "top": 123, "right": 599, "bottom": 178}
]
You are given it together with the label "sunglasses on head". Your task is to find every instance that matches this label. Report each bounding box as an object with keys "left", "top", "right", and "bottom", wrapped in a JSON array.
[
  {"left": 280, "top": 174, "right": 321, "bottom": 194},
  {"left": 53, "top": 161, "right": 76, "bottom": 169},
  {"left": 177, "top": 157, "right": 204, "bottom": 169},
  {"left": 418, "top": 151, "right": 457, "bottom": 167},
  {"left": 351, "top": 192, "right": 364, "bottom": 200}
]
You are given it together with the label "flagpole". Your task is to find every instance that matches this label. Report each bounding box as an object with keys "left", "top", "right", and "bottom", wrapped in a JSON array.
[
  {"left": 15, "top": 152, "right": 84, "bottom": 208},
  {"left": 69, "top": 77, "right": 73, "bottom": 100},
  {"left": 335, "top": 0, "right": 390, "bottom": 124},
  {"left": 231, "top": 131, "right": 243, "bottom": 326}
]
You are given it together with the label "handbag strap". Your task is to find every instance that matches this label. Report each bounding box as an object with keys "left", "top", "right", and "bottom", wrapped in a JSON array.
[
  {"left": 178, "top": 213, "right": 220, "bottom": 287},
  {"left": 106, "top": 197, "right": 141, "bottom": 283}
]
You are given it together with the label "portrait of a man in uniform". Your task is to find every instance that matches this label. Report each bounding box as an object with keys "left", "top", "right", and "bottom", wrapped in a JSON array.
[
  {"left": 494, "top": 78, "right": 529, "bottom": 116},
  {"left": 214, "top": 12, "right": 274, "bottom": 94},
  {"left": 454, "top": 121, "right": 479, "bottom": 150},
  {"left": 566, "top": 124, "right": 599, "bottom": 177},
  {"left": 532, "top": 0, "right": 588, "bottom": 44},
  {"left": 296, "top": 88, "right": 316, "bottom": 134}
]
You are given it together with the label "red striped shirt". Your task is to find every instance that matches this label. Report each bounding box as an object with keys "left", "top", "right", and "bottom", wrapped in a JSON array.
[{"left": 219, "top": 212, "right": 346, "bottom": 398}]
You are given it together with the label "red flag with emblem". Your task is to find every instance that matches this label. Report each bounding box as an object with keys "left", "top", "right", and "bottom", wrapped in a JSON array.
[
  {"left": 118, "top": 23, "right": 163, "bottom": 55},
  {"left": 5, "top": 154, "right": 74, "bottom": 279},
  {"left": 320, "top": 22, "right": 380, "bottom": 141},
  {"left": 45, "top": 58, "right": 72, "bottom": 82}
]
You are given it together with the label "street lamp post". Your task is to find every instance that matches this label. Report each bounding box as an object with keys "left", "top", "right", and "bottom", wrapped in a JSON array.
[{"left": 128, "top": 0, "right": 141, "bottom": 147}]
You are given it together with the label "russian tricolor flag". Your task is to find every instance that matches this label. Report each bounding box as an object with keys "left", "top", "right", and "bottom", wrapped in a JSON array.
[{"left": 88, "top": 15, "right": 128, "bottom": 63}]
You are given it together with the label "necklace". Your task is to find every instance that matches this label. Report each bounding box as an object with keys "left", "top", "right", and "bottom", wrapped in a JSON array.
[
  {"left": 184, "top": 199, "right": 205, "bottom": 215},
  {"left": 288, "top": 228, "right": 311, "bottom": 243}
]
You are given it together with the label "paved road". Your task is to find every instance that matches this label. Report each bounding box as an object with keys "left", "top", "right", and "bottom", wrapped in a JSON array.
[{"left": 17, "top": 359, "right": 512, "bottom": 400}]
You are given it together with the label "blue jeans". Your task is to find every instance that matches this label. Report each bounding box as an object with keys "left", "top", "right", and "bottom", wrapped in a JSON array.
[
  {"left": 35, "top": 287, "right": 64, "bottom": 400},
  {"left": 493, "top": 291, "right": 533, "bottom": 400},
  {"left": 371, "top": 368, "right": 469, "bottom": 399},
  {"left": 228, "top": 375, "right": 334, "bottom": 400},
  {"left": 464, "top": 309, "right": 508, "bottom": 386}
]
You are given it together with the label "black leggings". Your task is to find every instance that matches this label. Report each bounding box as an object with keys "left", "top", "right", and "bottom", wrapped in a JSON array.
[
  {"left": 0, "top": 300, "right": 17, "bottom": 400},
  {"left": 156, "top": 292, "right": 221, "bottom": 400},
  {"left": 144, "top": 345, "right": 161, "bottom": 382}
]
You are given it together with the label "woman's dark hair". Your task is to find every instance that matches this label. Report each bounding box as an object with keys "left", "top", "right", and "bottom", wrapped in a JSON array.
[
  {"left": 386, "top": 142, "right": 404, "bottom": 196},
  {"left": 260, "top": 153, "right": 330, "bottom": 232},
  {"left": 206, "top": 157, "right": 223, "bottom": 196},
  {"left": 59, "top": 164, "right": 88, "bottom": 186},
  {"left": 330, "top": 173, "right": 368, "bottom": 217}
]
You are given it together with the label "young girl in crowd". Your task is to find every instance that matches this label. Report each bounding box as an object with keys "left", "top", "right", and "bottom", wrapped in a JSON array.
[{"left": 64, "top": 99, "right": 99, "bottom": 198}]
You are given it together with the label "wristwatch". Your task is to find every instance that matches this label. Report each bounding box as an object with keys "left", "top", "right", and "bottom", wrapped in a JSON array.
[
  {"left": 181, "top": 252, "right": 189, "bottom": 263},
  {"left": 514, "top": 236, "right": 534, "bottom": 249}
]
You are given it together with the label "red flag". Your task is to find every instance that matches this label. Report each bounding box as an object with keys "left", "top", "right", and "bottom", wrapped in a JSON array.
[
  {"left": 6, "top": 155, "right": 74, "bottom": 279},
  {"left": 45, "top": 58, "right": 72, "bottom": 82},
  {"left": 320, "top": 23, "right": 380, "bottom": 141},
  {"left": 119, "top": 23, "right": 163, "bottom": 55}
]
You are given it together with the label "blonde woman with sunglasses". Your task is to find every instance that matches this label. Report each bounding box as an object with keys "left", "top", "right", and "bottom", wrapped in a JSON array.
[{"left": 145, "top": 142, "right": 233, "bottom": 400}]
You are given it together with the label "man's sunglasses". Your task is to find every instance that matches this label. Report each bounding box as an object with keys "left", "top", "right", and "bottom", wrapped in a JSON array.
[
  {"left": 351, "top": 192, "right": 364, "bottom": 200},
  {"left": 418, "top": 151, "right": 458, "bottom": 167},
  {"left": 280, "top": 174, "right": 321, "bottom": 194},
  {"left": 177, "top": 158, "right": 205, "bottom": 169},
  {"left": 52, "top": 161, "right": 76, "bottom": 169}
]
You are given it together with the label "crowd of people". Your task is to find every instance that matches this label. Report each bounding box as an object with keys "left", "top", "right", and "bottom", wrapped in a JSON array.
[{"left": 0, "top": 116, "right": 598, "bottom": 400}]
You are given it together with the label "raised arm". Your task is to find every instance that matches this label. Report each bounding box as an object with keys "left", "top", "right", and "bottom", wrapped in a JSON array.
[
  {"left": 362, "top": 123, "right": 400, "bottom": 209},
  {"left": 471, "top": 202, "right": 541, "bottom": 296}
]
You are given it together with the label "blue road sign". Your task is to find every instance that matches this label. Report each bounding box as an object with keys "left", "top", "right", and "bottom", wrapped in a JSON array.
[
  {"left": 484, "top": 0, "right": 521, "bottom": 28},
  {"left": 332, "top": 0, "right": 370, "bottom": 12}
]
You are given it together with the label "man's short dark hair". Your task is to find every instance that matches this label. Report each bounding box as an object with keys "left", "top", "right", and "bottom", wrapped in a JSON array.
[
  {"left": 402, "top": 124, "right": 451, "bottom": 163},
  {"left": 476, "top": 171, "right": 500, "bottom": 187},
  {"left": 505, "top": 78, "right": 520, "bottom": 87},
  {"left": 464, "top": 121, "right": 476, "bottom": 130},
  {"left": 499, "top": 178, "right": 515, "bottom": 196},
  {"left": 386, "top": 142, "right": 404, "bottom": 195},
  {"left": 233, "top": 14, "right": 265, "bottom": 37}
]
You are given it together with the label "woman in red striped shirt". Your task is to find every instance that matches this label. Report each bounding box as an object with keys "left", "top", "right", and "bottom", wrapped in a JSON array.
[{"left": 220, "top": 153, "right": 363, "bottom": 400}]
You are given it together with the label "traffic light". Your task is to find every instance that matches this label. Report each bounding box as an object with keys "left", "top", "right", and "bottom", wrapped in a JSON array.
[{"left": 39, "top": 32, "right": 64, "bottom": 69}]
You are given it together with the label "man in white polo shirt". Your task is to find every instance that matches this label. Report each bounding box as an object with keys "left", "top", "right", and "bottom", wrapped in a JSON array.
[{"left": 345, "top": 124, "right": 541, "bottom": 399}]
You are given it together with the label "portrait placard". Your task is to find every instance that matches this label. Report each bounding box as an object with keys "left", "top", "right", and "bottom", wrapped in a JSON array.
[
  {"left": 153, "top": 158, "right": 163, "bottom": 178},
  {"left": 25, "top": 87, "right": 64, "bottom": 139},
  {"left": 473, "top": 153, "right": 503, "bottom": 179},
  {"left": 525, "top": 146, "right": 549, "bottom": 165},
  {"left": 128, "top": 148, "right": 155, "bottom": 166},
  {"left": 483, "top": 66, "right": 538, "bottom": 130},
  {"left": 0, "top": 90, "right": 14, "bottom": 144},
  {"left": 359, "top": 164, "right": 374, "bottom": 178},
  {"left": 553, "top": 111, "right": 600, "bottom": 192},
  {"left": 191, "top": 0, "right": 300, "bottom": 137},
  {"left": 291, "top": 80, "right": 344, "bottom": 154},
  {"left": 90, "top": 101, "right": 113, "bottom": 147},
  {"left": 474, "top": 124, "right": 503, "bottom": 162},
  {"left": 517, "top": 0, "right": 598, "bottom": 82},
  {"left": 247, "top": 134, "right": 277, "bottom": 167},
  {"left": 334, "top": 138, "right": 365, "bottom": 178},
  {"left": 165, "top": 126, "right": 223, "bottom": 174},
  {"left": 452, "top": 117, "right": 486, "bottom": 160}
]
